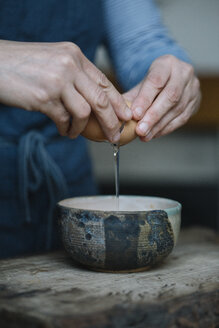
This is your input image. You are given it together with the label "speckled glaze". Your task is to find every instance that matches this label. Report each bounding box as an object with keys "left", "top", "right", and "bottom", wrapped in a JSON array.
[{"left": 57, "top": 196, "right": 181, "bottom": 272}]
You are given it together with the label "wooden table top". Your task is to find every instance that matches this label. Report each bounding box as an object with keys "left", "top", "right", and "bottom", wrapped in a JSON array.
[{"left": 0, "top": 227, "right": 218, "bottom": 328}]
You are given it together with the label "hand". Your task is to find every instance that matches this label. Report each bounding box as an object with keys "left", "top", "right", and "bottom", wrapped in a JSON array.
[
  {"left": 124, "top": 55, "right": 201, "bottom": 141},
  {"left": 0, "top": 40, "right": 132, "bottom": 143}
]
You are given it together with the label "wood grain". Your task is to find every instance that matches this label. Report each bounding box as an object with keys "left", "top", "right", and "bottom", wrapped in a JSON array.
[{"left": 0, "top": 227, "right": 218, "bottom": 328}]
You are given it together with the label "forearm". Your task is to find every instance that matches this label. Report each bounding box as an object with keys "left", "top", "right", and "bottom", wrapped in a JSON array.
[{"left": 103, "top": 0, "right": 190, "bottom": 90}]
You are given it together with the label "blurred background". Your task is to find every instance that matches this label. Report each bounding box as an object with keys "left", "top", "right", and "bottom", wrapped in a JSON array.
[{"left": 88, "top": 0, "right": 219, "bottom": 230}]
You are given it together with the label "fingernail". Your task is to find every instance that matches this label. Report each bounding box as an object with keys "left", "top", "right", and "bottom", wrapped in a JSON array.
[
  {"left": 145, "top": 132, "right": 153, "bottom": 141},
  {"left": 112, "top": 131, "right": 120, "bottom": 144},
  {"left": 134, "top": 107, "right": 143, "bottom": 118},
  {"left": 125, "top": 107, "right": 132, "bottom": 120},
  {"left": 138, "top": 122, "right": 150, "bottom": 135}
]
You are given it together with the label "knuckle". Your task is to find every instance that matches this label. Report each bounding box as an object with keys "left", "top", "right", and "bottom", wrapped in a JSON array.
[
  {"left": 34, "top": 88, "right": 50, "bottom": 105},
  {"left": 165, "top": 86, "right": 181, "bottom": 104},
  {"left": 94, "top": 88, "right": 109, "bottom": 108},
  {"left": 98, "top": 72, "right": 109, "bottom": 88},
  {"left": 59, "top": 53, "right": 74, "bottom": 69},
  {"left": 62, "top": 42, "right": 81, "bottom": 55},
  {"left": 47, "top": 71, "right": 62, "bottom": 89},
  {"left": 57, "top": 47, "right": 81, "bottom": 71},
  {"left": 147, "top": 111, "right": 159, "bottom": 124},
  {"left": 184, "top": 63, "right": 194, "bottom": 77},
  {"left": 71, "top": 43, "right": 81, "bottom": 56},
  {"left": 107, "top": 121, "right": 119, "bottom": 134},
  {"left": 147, "top": 72, "right": 164, "bottom": 89},
  {"left": 162, "top": 54, "right": 176, "bottom": 64},
  {"left": 107, "top": 125, "right": 115, "bottom": 135},
  {"left": 76, "top": 104, "right": 91, "bottom": 120},
  {"left": 136, "top": 95, "right": 151, "bottom": 109},
  {"left": 175, "top": 105, "right": 184, "bottom": 115}
]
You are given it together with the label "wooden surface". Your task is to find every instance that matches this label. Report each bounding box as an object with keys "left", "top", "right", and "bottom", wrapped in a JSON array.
[
  {"left": 187, "top": 76, "right": 219, "bottom": 128},
  {"left": 0, "top": 227, "right": 218, "bottom": 328}
]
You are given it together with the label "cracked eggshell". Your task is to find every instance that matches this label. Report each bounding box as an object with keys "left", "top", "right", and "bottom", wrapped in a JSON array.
[{"left": 81, "top": 100, "right": 137, "bottom": 146}]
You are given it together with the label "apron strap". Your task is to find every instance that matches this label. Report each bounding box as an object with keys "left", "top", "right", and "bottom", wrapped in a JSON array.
[{"left": 18, "top": 131, "right": 68, "bottom": 250}]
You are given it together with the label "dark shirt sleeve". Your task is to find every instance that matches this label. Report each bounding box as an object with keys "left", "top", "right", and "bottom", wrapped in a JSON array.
[{"left": 103, "top": 0, "right": 191, "bottom": 90}]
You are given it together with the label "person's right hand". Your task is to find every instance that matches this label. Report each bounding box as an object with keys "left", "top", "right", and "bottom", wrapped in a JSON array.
[{"left": 0, "top": 40, "right": 132, "bottom": 143}]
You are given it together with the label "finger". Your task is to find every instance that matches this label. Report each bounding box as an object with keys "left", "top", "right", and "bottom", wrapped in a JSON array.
[
  {"left": 140, "top": 75, "right": 195, "bottom": 141},
  {"left": 123, "top": 83, "right": 141, "bottom": 105},
  {"left": 82, "top": 59, "right": 132, "bottom": 121},
  {"left": 106, "top": 83, "right": 132, "bottom": 121},
  {"left": 136, "top": 66, "right": 189, "bottom": 137},
  {"left": 42, "top": 101, "right": 71, "bottom": 136},
  {"left": 154, "top": 97, "right": 198, "bottom": 138},
  {"left": 131, "top": 60, "right": 171, "bottom": 120},
  {"left": 140, "top": 96, "right": 188, "bottom": 142},
  {"left": 74, "top": 71, "right": 121, "bottom": 143},
  {"left": 62, "top": 85, "right": 91, "bottom": 138},
  {"left": 152, "top": 76, "right": 201, "bottom": 140}
]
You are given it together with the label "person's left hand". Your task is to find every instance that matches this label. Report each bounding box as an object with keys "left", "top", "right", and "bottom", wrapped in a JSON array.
[{"left": 123, "top": 55, "right": 201, "bottom": 141}]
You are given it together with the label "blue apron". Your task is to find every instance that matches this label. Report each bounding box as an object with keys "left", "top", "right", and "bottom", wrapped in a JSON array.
[{"left": 0, "top": 0, "right": 104, "bottom": 258}]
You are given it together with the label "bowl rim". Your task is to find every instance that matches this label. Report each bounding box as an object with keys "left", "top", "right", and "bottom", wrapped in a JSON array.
[{"left": 57, "top": 195, "right": 182, "bottom": 215}]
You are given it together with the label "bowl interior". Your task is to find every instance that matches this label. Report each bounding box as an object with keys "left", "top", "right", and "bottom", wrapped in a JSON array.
[{"left": 58, "top": 195, "right": 181, "bottom": 213}]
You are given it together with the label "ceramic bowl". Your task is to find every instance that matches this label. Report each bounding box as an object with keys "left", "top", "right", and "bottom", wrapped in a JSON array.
[{"left": 57, "top": 196, "right": 181, "bottom": 272}]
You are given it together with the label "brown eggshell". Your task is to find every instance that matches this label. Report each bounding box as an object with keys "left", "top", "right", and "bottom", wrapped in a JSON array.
[{"left": 81, "top": 100, "right": 137, "bottom": 146}]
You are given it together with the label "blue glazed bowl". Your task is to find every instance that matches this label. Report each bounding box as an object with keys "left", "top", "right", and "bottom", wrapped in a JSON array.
[{"left": 57, "top": 196, "right": 181, "bottom": 272}]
